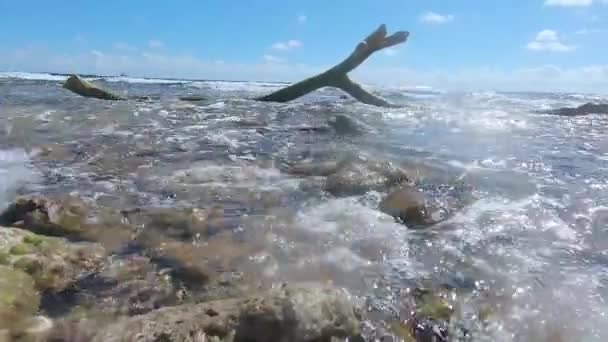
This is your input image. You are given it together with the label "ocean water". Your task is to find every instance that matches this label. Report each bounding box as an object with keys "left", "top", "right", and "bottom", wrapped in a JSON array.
[{"left": 1, "top": 72, "right": 608, "bottom": 340}]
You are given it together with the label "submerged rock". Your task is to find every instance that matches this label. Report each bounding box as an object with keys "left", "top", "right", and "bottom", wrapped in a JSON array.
[
  {"left": 0, "top": 196, "right": 134, "bottom": 251},
  {"left": 136, "top": 231, "right": 264, "bottom": 290},
  {"left": 63, "top": 75, "right": 125, "bottom": 101},
  {"left": 66, "top": 255, "right": 182, "bottom": 318},
  {"left": 327, "top": 114, "right": 367, "bottom": 135},
  {"left": 0, "top": 196, "right": 90, "bottom": 239},
  {"left": 379, "top": 187, "right": 441, "bottom": 228},
  {"left": 325, "top": 155, "right": 409, "bottom": 196},
  {"left": 122, "top": 207, "right": 215, "bottom": 241},
  {"left": 543, "top": 102, "right": 608, "bottom": 116},
  {"left": 286, "top": 160, "right": 344, "bottom": 177},
  {"left": 75, "top": 284, "right": 360, "bottom": 342},
  {"left": 0, "top": 226, "right": 105, "bottom": 292}
]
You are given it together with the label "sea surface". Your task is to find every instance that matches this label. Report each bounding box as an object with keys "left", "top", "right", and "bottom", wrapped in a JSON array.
[{"left": 1, "top": 71, "right": 608, "bottom": 341}]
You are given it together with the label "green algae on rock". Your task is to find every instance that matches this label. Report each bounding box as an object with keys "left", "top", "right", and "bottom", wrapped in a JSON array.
[
  {"left": 0, "top": 226, "right": 106, "bottom": 292},
  {"left": 0, "top": 265, "right": 40, "bottom": 330}
]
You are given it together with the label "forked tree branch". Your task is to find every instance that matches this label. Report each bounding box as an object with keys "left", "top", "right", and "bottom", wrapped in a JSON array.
[{"left": 256, "top": 24, "right": 409, "bottom": 107}]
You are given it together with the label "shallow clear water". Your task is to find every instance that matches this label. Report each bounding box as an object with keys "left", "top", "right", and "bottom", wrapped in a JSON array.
[{"left": 1, "top": 72, "right": 608, "bottom": 340}]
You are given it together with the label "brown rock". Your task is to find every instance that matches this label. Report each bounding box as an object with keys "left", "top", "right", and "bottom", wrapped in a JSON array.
[
  {"left": 76, "top": 284, "right": 360, "bottom": 342},
  {"left": 379, "top": 187, "right": 437, "bottom": 228}
]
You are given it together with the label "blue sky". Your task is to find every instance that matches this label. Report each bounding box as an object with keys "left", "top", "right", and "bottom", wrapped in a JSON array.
[{"left": 1, "top": 0, "right": 607, "bottom": 92}]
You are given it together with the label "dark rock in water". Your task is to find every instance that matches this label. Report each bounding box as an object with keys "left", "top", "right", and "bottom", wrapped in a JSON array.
[
  {"left": 63, "top": 75, "right": 125, "bottom": 101},
  {"left": 0, "top": 196, "right": 90, "bottom": 239},
  {"left": 379, "top": 187, "right": 439, "bottom": 228},
  {"left": 179, "top": 95, "right": 207, "bottom": 102},
  {"left": 544, "top": 102, "right": 608, "bottom": 116},
  {"left": 325, "top": 155, "right": 409, "bottom": 196},
  {"left": 71, "top": 284, "right": 360, "bottom": 342}
]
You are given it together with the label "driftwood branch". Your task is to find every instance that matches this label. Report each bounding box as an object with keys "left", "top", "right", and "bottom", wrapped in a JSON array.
[
  {"left": 63, "top": 75, "right": 125, "bottom": 100},
  {"left": 256, "top": 24, "right": 409, "bottom": 107}
]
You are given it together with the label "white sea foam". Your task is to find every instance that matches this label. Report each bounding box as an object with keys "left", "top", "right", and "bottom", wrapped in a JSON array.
[
  {"left": 0, "top": 71, "right": 67, "bottom": 81},
  {"left": 0, "top": 149, "right": 38, "bottom": 208}
]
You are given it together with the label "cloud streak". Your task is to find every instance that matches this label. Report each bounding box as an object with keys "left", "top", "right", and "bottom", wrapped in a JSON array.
[
  {"left": 271, "top": 40, "right": 302, "bottom": 51},
  {"left": 420, "top": 12, "right": 455, "bottom": 24},
  {"left": 545, "top": 0, "right": 593, "bottom": 6}
]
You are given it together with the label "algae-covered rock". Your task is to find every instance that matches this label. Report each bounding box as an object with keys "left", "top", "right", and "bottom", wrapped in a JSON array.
[
  {"left": 234, "top": 284, "right": 361, "bottom": 342},
  {"left": 413, "top": 288, "right": 454, "bottom": 321},
  {"left": 79, "top": 284, "right": 360, "bottom": 342},
  {"left": 136, "top": 231, "right": 263, "bottom": 290},
  {"left": 66, "top": 255, "right": 182, "bottom": 317},
  {"left": 63, "top": 75, "right": 125, "bottom": 101},
  {"left": 0, "top": 227, "right": 105, "bottom": 292},
  {"left": 125, "top": 207, "right": 212, "bottom": 241},
  {"left": 0, "top": 265, "right": 40, "bottom": 330},
  {"left": 0, "top": 196, "right": 133, "bottom": 251},
  {"left": 0, "top": 196, "right": 89, "bottom": 238}
]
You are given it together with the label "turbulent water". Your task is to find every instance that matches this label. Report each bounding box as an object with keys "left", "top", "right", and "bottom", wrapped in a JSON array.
[{"left": 1, "top": 71, "right": 608, "bottom": 341}]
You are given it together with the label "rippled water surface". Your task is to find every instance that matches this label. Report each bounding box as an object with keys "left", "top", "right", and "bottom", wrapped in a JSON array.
[{"left": 1, "top": 73, "right": 608, "bottom": 341}]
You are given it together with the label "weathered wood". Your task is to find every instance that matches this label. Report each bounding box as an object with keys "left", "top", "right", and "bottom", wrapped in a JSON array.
[
  {"left": 63, "top": 74, "right": 125, "bottom": 100},
  {"left": 256, "top": 24, "right": 409, "bottom": 107}
]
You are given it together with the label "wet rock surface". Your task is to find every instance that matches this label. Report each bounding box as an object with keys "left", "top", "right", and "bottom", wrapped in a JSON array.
[
  {"left": 542, "top": 102, "right": 608, "bottom": 116},
  {"left": 379, "top": 187, "right": 439, "bottom": 228},
  {"left": 56, "top": 284, "right": 360, "bottom": 342},
  {"left": 322, "top": 155, "right": 409, "bottom": 197}
]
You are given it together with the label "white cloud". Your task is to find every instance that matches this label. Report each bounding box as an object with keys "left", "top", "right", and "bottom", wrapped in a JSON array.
[
  {"left": 545, "top": 0, "right": 593, "bottom": 7},
  {"left": 526, "top": 29, "right": 576, "bottom": 52},
  {"left": 297, "top": 14, "right": 307, "bottom": 23},
  {"left": 148, "top": 40, "right": 164, "bottom": 49},
  {"left": 113, "top": 42, "right": 135, "bottom": 51},
  {"left": 271, "top": 40, "right": 303, "bottom": 51},
  {"left": 420, "top": 12, "right": 454, "bottom": 24},
  {"left": 262, "top": 54, "right": 284, "bottom": 63}
]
